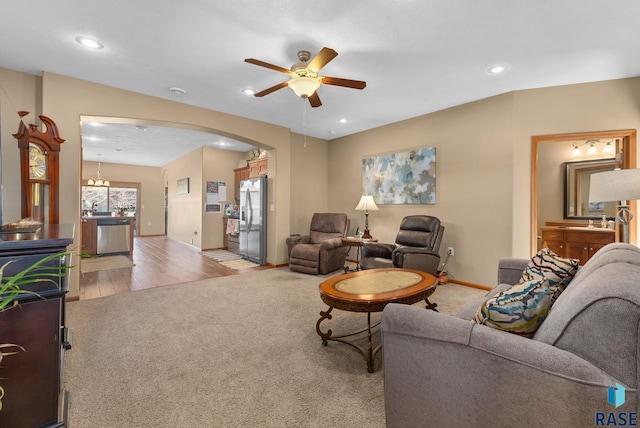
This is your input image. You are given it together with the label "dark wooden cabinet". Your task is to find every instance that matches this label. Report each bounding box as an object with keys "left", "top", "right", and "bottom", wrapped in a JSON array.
[
  {"left": 81, "top": 218, "right": 97, "bottom": 255},
  {"left": 0, "top": 224, "right": 74, "bottom": 428},
  {"left": 541, "top": 226, "right": 615, "bottom": 265}
]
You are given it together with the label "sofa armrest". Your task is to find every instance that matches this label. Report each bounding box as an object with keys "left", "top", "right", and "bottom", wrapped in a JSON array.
[
  {"left": 381, "top": 303, "right": 619, "bottom": 428},
  {"left": 361, "top": 242, "right": 395, "bottom": 259},
  {"left": 318, "top": 237, "right": 347, "bottom": 250},
  {"left": 392, "top": 246, "right": 440, "bottom": 274},
  {"left": 285, "top": 234, "right": 310, "bottom": 259},
  {"left": 497, "top": 257, "right": 528, "bottom": 285}
]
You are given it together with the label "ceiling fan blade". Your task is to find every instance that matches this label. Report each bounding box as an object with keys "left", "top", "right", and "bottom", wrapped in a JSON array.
[
  {"left": 244, "top": 58, "right": 291, "bottom": 75},
  {"left": 254, "top": 81, "right": 289, "bottom": 97},
  {"left": 321, "top": 76, "right": 367, "bottom": 90},
  {"left": 307, "top": 47, "right": 338, "bottom": 72},
  {"left": 308, "top": 92, "right": 322, "bottom": 108}
]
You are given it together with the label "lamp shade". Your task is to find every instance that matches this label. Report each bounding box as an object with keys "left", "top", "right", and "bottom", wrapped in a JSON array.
[
  {"left": 589, "top": 168, "right": 640, "bottom": 203},
  {"left": 355, "top": 194, "right": 379, "bottom": 212},
  {"left": 287, "top": 77, "right": 320, "bottom": 98}
]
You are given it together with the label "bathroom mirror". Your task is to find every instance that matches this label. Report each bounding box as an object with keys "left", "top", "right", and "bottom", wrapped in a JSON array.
[{"left": 563, "top": 158, "right": 616, "bottom": 219}]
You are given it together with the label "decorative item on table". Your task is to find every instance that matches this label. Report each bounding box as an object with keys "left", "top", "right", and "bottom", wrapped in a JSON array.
[
  {"left": 601, "top": 215, "right": 608, "bottom": 229},
  {"left": 589, "top": 168, "right": 640, "bottom": 243},
  {"left": 0, "top": 218, "right": 42, "bottom": 234},
  {"left": 354, "top": 193, "right": 379, "bottom": 240}
]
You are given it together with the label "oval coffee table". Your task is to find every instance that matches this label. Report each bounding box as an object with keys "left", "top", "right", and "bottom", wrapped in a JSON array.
[{"left": 317, "top": 268, "right": 437, "bottom": 372}]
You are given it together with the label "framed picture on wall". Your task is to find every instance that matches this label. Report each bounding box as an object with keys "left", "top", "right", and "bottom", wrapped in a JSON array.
[
  {"left": 362, "top": 147, "right": 436, "bottom": 204},
  {"left": 177, "top": 178, "right": 190, "bottom": 195}
]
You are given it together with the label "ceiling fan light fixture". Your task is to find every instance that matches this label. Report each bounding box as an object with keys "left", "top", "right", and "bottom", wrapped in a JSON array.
[
  {"left": 75, "top": 36, "right": 104, "bottom": 50},
  {"left": 488, "top": 65, "right": 507, "bottom": 75},
  {"left": 169, "top": 87, "right": 186, "bottom": 96},
  {"left": 288, "top": 77, "right": 320, "bottom": 98}
]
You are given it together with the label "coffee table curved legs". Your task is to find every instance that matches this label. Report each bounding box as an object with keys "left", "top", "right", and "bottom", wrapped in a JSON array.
[{"left": 316, "top": 306, "right": 381, "bottom": 373}]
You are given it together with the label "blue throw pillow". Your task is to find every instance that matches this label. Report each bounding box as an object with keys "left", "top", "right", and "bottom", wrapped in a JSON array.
[
  {"left": 473, "top": 278, "right": 552, "bottom": 338},
  {"left": 520, "top": 248, "right": 579, "bottom": 302}
]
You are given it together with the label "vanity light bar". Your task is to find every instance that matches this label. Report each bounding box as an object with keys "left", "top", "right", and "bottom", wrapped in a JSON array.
[{"left": 571, "top": 139, "right": 614, "bottom": 156}]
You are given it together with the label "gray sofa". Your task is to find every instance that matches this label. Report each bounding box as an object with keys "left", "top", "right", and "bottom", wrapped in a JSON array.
[{"left": 381, "top": 242, "right": 640, "bottom": 427}]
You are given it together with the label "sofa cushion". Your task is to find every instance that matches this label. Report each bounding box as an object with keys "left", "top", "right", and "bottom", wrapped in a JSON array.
[
  {"left": 520, "top": 248, "right": 579, "bottom": 302},
  {"left": 473, "top": 277, "right": 552, "bottom": 338}
]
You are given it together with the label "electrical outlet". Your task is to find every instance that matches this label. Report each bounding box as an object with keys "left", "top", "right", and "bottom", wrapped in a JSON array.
[{"left": 447, "top": 247, "right": 455, "bottom": 256}]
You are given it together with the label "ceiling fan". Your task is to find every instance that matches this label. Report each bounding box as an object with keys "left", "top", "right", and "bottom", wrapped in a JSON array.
[{"left": 244, "top": 47, "right": 366, "bottom": 108}]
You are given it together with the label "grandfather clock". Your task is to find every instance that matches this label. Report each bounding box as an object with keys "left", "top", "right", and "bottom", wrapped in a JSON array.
[{"left": 13, "top": 112, "right": 65, "bottom": 224}]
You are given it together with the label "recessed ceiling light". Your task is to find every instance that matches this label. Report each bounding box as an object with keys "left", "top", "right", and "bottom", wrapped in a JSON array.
[
  {"left": 338, "top": 118, "right": 348, "bottom": 124},
  {"left": 169, "top": 87, "right": 186, "bottom": 96},
  {"left": 75, "top": 36, "right": 104, "bottom": 50},
  {"left": 135, "top": 125, "right": 148, "bottom": 131},
  {"left": 217, "top": 141, "right": 229, "bottom": 146},
  {"left": 242, "top": 88, "right": 256, "bottom": 96},
  {"left": 487, "top": 65, "right": 507, "bottom": 75}
]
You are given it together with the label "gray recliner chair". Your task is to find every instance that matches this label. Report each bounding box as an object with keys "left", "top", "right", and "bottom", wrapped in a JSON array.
[
  {"left": 286, "top": 213, "right": 350, "bottom": 275},
  {"left": 360, "top": 215, "right": 444, "bottom": 275}
]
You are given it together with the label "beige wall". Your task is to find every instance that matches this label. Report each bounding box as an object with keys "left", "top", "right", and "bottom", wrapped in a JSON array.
[
  {"left": 161, "top": 146, "right": 245, "bottom": 250},
  {"left": 536, "top": 140, "right": 616, "bottom": 237},
  {"left": 3, "top": 65, "right": 640, "bottom": 290},
  {"left": 0, "top": 68, "right": 41, "bottom": 224},
  {"left": 512, "top": 78, "right": 640, "bottom": 258},
  {"left": 289, "top": 132, "right": 330, "bottom": 234},
  {"left": 201, "top": 147, "right": 246, "bottom": 249},
  {"left": 82, "top": 161, "right": 166, "bottom": 236},
  {"left": 330, "top": 77, "right": 640, "bottom": 285},
  {"left": 15, "top": 71, "right": 295, "bottom": 296},
  {"left": 164, "top": 147, "right": 204, "bottom": 247},
  {"left": 329, "top": 94, "right": 514, "bottom": 285}
]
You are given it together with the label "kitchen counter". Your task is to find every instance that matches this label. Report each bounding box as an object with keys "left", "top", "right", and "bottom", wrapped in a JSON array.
[{"left": 82, "top": 216, "right": 134, "bottom": 256}]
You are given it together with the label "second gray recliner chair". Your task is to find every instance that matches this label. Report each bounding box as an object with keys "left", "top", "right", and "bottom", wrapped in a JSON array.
[{"left": 360, "top": 215, "right": 444, "bottom": 275}]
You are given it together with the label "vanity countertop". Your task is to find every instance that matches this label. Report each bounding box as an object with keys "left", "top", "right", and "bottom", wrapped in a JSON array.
[{"left": 543, "top": 225, "right": 615, "bottom": 233}]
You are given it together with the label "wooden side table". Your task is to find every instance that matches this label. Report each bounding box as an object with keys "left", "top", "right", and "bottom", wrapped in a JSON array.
[
  {"left": 317, "top": 268, "right": 437, "bottom": 372},
  {"left": 341, "top": 237, "right": 378, "bottom": 273}
]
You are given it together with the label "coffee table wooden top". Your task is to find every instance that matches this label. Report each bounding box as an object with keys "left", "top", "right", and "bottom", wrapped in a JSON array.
[{"left": 319, "top": 268, "right": 437, "bottom": 312}]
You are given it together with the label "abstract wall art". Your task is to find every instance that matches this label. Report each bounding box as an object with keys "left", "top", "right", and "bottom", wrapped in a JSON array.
[{"left": 362, "top": 147, "right": 436, "bottom": 204}]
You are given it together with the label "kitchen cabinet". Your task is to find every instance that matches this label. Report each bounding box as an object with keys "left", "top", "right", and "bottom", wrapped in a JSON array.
[
  {"left": 233, "top": 166, "right": 250, "bottom": 202},
  {"left": 248, "top": 158, "right": 268, "bottom": 178},
  {"left": 540, "top": 226, "right": 615, "bottom": 264},
  {"left": 81, "top": 216, "right": 134, "bottom": 256},
  {"left": 81, "top": 218, "right": 97, "bottom": 255}
]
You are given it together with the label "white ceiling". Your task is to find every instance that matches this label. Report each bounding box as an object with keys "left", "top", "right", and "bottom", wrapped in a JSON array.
[{"left": 1, "top": 1, "right": 640, "bottom": 167}]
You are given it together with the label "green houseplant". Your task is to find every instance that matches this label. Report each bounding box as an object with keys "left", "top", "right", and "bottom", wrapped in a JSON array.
[{"left": 0, "top": 251, "right": 72, "bottom": 411}]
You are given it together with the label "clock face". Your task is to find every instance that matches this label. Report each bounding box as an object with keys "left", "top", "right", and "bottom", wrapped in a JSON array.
[{"left": 29, "top": 144, "right": 47, "bottom": 179}]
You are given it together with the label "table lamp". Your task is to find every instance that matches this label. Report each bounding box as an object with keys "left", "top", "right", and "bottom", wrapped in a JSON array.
[
  {"left": 589, "top": 168, "right": 640, "bottom": 243},
  {"left": 355, "top": 193, "right": 379, "bottom": 239}
]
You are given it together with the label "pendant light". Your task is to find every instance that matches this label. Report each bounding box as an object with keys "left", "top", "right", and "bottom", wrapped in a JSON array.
[{"left": 87, "top": 154, "right": 110, "bottom": 186}]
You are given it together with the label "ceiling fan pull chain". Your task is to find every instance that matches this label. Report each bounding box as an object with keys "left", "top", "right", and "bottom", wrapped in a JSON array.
[{"left": 303, "top": 98, "right": 308, "bottom": 148}]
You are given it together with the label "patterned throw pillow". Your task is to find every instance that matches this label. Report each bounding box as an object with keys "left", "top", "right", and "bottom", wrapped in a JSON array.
[
  {"left": 520, "top": 248, "right": 579, "bottom": 302},
  {"left": 473, "top": 278, "right": 552, "bottom": 338}
]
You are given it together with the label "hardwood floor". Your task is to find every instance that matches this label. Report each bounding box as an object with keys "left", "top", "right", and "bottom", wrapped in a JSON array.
[{"left": 79, "top": 235, "right": 272, "bottom": 300}]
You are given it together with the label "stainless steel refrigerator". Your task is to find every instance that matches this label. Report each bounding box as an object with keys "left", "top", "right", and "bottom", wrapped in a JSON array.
[{"left": 239, "top": 176, "right": 267, "bottom": 265}]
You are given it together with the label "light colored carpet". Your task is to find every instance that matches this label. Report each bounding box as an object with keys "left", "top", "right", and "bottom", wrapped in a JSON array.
[
  {"left": 80, "top": 255, "right": 134, "bottom": 273},
  {"left": 201, "top": 250, "right": 261, "bottom": 269},
  {"left": 64, "top": 268, "right": 486, "bottom": 427}
]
